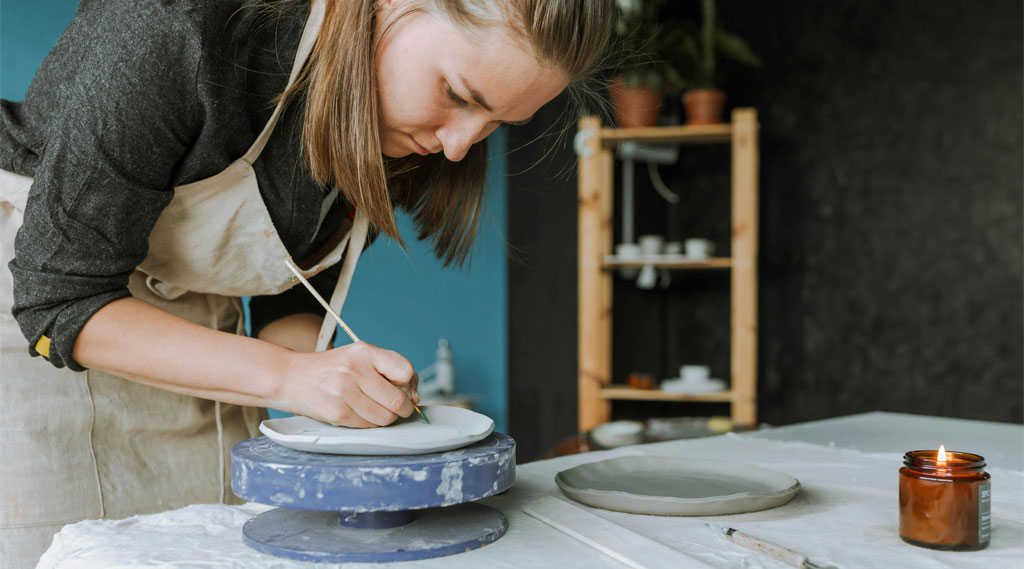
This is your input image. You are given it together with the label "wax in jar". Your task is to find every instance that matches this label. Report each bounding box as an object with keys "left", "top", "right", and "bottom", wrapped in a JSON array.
[{"left": 898, "top": 449, "right": 991, "bottom": 551}]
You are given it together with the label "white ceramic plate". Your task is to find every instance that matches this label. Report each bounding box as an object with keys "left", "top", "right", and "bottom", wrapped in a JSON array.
[
  {"left": 660, "top": 378, "right": 727, "bottom": 394},
  {"left": 556, "top": 455, "right": 800, "bottom": 516},
  {"left": 259, "top": 406, "right": 494, "bottom": 455}
]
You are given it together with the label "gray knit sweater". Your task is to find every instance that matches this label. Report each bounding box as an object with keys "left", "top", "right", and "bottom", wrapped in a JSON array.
[{"left": 1, "top": 0, "right": 350, "bottom": 370}]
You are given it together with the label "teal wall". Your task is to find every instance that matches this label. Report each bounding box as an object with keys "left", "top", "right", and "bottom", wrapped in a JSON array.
[
  {"left": 2, "top": 0, "right": 510, "bottom": 432},
  {"left": 0, "top": 1, "right": 77, "bottom": 99}
]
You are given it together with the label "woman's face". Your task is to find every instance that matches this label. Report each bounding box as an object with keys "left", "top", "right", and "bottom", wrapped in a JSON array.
[{"left": 375, "top": 1, "right": 568, "bottom": 161}]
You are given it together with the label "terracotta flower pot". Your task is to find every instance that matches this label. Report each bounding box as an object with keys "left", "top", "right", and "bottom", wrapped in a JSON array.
[
  {"left": 682, "top": 88, "right": 726, "bottom": 125},
  {"left": 609, "top": 77, "right": 665, "bottom": 128}
]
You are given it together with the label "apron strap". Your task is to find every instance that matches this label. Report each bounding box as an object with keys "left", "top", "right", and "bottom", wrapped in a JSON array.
[
  {"left": 242, "top": 0, "right": 325, "bottom": 165},
  {"left": 315, "top": 209, "right": 369, "bottom": 352}
]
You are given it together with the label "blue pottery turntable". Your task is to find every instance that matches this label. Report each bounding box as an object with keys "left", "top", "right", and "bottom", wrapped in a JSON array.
[{"left": 231, "top": 433, "right": 516, "bottom": 563}]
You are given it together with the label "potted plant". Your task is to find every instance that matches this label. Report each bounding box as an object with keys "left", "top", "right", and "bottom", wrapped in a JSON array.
[
  {"left": 675, "top": 0, "right": 760, "bottom": 125},
  {"left": 610, "top": 0, "right": 684, "bottom": 128}
]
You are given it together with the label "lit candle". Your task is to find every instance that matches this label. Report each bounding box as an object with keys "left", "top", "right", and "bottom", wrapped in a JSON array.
[{"left": 899, "top": 446, "right": 991, "bottom": 551}]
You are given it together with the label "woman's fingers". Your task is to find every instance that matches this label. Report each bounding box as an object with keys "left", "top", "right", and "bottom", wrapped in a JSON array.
[
  {"left": 358, "top": 373, "right": 414, "bottom": 419},
  {"left": 335, "top": 403, "right": 377, "bottom": 429},
  {"left": 370, "top": 346, "right": 416, "bottom": 387},
  {"left": 349, "top": 387, "right": 402, "bottom": 426},
  {"left": 366, "top": 343, "right": 420, "bottom": 409},
  {"left": 409, "top": 372, "right": 420, "bottom": 404}
]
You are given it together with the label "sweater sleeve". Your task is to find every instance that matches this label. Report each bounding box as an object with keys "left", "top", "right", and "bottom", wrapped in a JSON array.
[{"left": 8, "top": 0, "right": 203, "bottom": 370}]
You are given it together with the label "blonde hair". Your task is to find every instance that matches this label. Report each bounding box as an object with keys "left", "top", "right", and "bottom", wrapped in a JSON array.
[{"left": 278, "top": 0, "right": 614, "bottom": 266}]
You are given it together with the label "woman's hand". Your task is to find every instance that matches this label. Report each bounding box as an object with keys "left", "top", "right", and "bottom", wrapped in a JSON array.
[{"left": 281, "top": 341, "right": 420, "bottom": 428}]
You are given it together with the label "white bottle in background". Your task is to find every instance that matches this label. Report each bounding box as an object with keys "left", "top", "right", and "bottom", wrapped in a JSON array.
[{"left": 432, "top": 338, "right": 455, "bottom": 397}]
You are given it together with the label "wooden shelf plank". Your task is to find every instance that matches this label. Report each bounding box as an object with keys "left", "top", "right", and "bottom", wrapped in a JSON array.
[
  {"left": 600, "top": 387, "right": 734, "bottom": 402},
  {"left": 577, "top": 116, "right": 615, "bottom": 432},
  {"left": 601, "top": 255, "right": 732, "bottom": 270},
  {"left": 599, "top": 124, "right": 732, "bottom": 146},
  {"left": 730, "top": 108, "right": 760, "bottom": 426}
]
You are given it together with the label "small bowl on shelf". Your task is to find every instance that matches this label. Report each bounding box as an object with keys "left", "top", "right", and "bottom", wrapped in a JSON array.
[{"left": 590, "top": 420, "right": 646, "bottom": 448}]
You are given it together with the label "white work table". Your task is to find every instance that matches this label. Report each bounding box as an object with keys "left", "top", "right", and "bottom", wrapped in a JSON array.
[
  {"left": 747, "top": 411, "right": 1024, "bottom": 471},
  {"left": 39, "top": 412, "right": 1024, "bottom": 569}
]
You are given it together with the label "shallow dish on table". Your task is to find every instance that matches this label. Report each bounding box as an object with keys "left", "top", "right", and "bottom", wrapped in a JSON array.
[
  {"left": 556, "top": 455, "right": 800, "bottom": 516},
  {"left": 259, "top": 405, "right": 494, "bottom": 455}
]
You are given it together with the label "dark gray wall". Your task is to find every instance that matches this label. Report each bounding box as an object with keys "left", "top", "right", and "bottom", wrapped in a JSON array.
[{"left": 507, "top": 0, "right": 1023, "bottom": 462}]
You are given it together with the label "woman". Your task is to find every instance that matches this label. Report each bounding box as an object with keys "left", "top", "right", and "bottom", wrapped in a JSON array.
[{"left": 0, "top": 0, "right": 613, "bottom": 565}]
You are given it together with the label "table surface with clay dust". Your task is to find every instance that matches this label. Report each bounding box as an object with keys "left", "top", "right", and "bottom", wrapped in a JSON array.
[{"left": 38, "top": 412, "right": 1024, "bottom": 569}]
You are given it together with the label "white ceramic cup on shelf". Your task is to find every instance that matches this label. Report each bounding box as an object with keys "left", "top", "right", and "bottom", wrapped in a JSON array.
[
  {"left": 635, "top": 235, "right": 663, "bottom": 290},
  {"left": 615, "top": 242, "right": 641, "bottom": 279},
  {"left": 680, "top": 365, "right": 711, "bottom": 382},
  {"left": 638, "top": 234, "right": 664, "bottom": 257},
  {"left": 615, "top": 242, "right": 641, "bottom": 259},
  {"left": 684, "top": 238, "right": 714, "bottom": 259}
]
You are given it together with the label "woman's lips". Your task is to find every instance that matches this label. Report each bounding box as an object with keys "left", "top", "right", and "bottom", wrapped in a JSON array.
[{"left": 410, "top": 135, "right": 430, "bottom": 156}]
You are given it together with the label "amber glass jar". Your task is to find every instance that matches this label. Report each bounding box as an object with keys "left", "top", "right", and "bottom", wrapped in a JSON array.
[{"left": 899, "top": 450, "right": 991, "bottom": 551}]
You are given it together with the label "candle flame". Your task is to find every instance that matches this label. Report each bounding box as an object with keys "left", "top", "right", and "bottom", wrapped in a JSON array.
[{"left": 937, "top": 444, "right": 947, "bottom": 464}]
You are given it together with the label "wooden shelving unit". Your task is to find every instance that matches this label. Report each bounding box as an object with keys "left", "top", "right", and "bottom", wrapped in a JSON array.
[{"left": 576, "top": 108, "right": 759, "bottom": 433}]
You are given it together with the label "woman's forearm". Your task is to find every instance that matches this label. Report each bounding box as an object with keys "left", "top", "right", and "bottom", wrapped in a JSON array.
[
  {"left": 72, "top": 297, "right": 294, "bottom": 409},
  {"left": 71, "top": 297, "right": 419, "bottom": 427},
  {"left": 258, "top": 312, "right": 323, "bottom": 353}
]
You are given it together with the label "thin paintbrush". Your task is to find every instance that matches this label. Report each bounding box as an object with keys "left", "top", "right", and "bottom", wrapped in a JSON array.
[{"left": 284, "top": 259, "right": 430, "bottom": 424}]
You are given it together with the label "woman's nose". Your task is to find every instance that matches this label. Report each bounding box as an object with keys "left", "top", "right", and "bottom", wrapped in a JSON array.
[{"left": 437, "top": 118, "right": 498, "bottom": 162}]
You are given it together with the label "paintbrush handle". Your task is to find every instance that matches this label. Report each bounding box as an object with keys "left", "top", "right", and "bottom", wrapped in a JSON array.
[
  {"left": 284, "top": 259, "right": 360, "bottom": 343},
  {"left": 725, "top": 528, "right": 808, "bottom": 569},
  {"left": 284, "top": 260, "right": 429, "bottom": 424}
]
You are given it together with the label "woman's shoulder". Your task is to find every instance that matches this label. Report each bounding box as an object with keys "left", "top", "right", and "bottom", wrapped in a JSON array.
[
  {"left": 67, "top": 0, "right": 294, "bottom": 58},
  {"left": 56, "top": 1, "right": 215, "bottom": 68},
  {"left": 50, "top": 0, "right": 308, "bottom": 101}
]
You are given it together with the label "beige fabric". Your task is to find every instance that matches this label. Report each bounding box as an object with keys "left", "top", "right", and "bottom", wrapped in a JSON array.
[
  {"left": 1, "top": 174, "right": 103, "bottom": 569},
  {"left": 1, "top": 203, "right": 263, "bottom": 566},
  {"left": 0, "top": 1, "right": 371, "bottom": 567},
  {"left": 138, "top": 0, "right": 330, "bottom": 299}
]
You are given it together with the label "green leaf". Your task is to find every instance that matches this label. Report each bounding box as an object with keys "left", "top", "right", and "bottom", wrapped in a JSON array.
[
  {"left": 663, "top": 67, "right": 685, "bottom": 90},
  {"left": 715, "top": 30, "right": 761, "bottom": 67},
  {"left": 645, "top": 69, "right": 663, "bottom": 91}
]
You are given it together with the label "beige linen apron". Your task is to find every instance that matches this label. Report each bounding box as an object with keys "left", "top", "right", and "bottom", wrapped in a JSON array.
[{"left": 0, "top": 1, "right": 366, "bottom": 566}]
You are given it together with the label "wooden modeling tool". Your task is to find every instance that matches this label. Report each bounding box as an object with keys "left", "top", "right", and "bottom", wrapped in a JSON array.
[
  {"left": 284, "top": 259, "right": 429, "bottom": 424},
  {"left": 716, "top": 526, "right": 835, "bottom": 569}
]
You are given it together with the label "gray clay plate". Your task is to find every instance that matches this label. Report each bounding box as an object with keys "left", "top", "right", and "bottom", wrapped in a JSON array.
[{"left": 555, "top": 455, "right": 800, "bottom": 516}]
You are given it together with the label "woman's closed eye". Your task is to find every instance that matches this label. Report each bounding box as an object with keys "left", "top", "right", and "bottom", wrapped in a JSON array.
[
  {"left": 446, "top": 86, "right": 470, "bottom": 108},
  {"left": 445, "top": 82, "right": 533, "bottom": 127}
]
